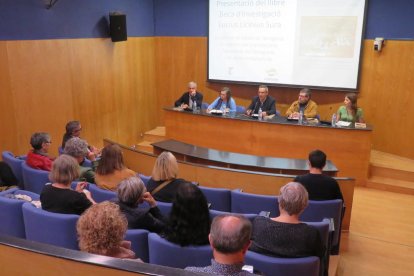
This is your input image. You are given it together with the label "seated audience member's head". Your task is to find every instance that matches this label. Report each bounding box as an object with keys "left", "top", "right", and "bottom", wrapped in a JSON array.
[
  {"left": 151, "top": 151, "right": 178, "bottom": 181},
  {"left": 167, "top": 182, "right": 210, "bottom": 246},
  {"left": 210, "top": 215, "right": 252, "bottom": 257},
  {"left": 49, "top": 154, "right": 80, "bottom": 186},
  {"left": 63, "top": 137, "right": 89, "bottom": 164},
  {"left": 96, "top": 144, "right": 125, "bottom": 175},
  {"left": 62, "top": 120, "right": 82, "bottom": 148},
  {"left": 30, "top": 132, "right": 52, "bottom": 153},
  {"left": 77, "top": 201, "right": 133, "bottom": 258},
  {"left": 308, "top": 149, "right": 327, "bottom": 170},
  {"left": 279, "top": 182, "right": 308, "bottom": 217},
  {"left": 117, "top": 176, "right": 146, "bottom": 207}
]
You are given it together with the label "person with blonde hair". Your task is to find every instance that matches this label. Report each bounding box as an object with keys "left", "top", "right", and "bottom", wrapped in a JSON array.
[
  {"left": 146, "top": 151, "right": 187, "bottom": 202},
  {"left": 116, "top": 176, "right": 166, "bottom": 233},
  {"left": 77, "top": 201, "right": 139, "bottom": 260},
  {"left": 40, "top": 154, "right": 95, "bottom": 215},
  {"left": 250, "top": 182, "right": 324, "bottom": 258},
  {"left": 95, "top": 144, "right": 136, "bottom": 191}
]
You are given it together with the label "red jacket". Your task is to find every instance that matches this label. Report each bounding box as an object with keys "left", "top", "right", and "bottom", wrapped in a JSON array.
[{"left": 26, "top": 151, "right": 53, "bottom": 171}]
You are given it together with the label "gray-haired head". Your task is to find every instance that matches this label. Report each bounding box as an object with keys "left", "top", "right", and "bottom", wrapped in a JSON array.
[
  {"left": 63, "top": 137, "right": 88, "bottom": 158},
  {"left": 210, "top": 215, "right": 252, "bottom": 254},
  {"left": 30, "top": 132, "right": 51, "bottom": 150},
  {"left": 279, "top": 182, "right": 308, "bottom": 216},
  {"left": 117, "top": 176, "right": 146, "bottom": 206}
]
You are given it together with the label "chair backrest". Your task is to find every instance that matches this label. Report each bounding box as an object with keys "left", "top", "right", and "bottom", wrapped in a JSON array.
[
  {"left": 125, "top": 229, "right": 149, "bottom": 263},
  {"left": 138, "top": 174, "right": 151, "bottom": 187},
  {"left": 300, "top": 199, "right": 343, "bottom": 254},
  {"left": 199, "top": 186, "right": 231, "bottom": 212},
  {"left": 58, "top": 146, "right": 64, "bottom": 155},
  {"left": 156, "top": 201, "right": 173, "bottom": 217},
  {"left": 201, "top": 102, "right": 209, "bottom": 110},
  {"left": 22, "top": 203, "right": 79, "bottom": 250},
  {"left": 209, "top": 209, "right": 257, "bottom": 224},
  {"left": 21, "top": 162, "right": 50, "bottom": 194},
  {"left": 231, "top": 190, "right": 279, "bottom": 217},
  {"left": 2, "top": 151, "right": 25, "bottom": 188},
  {"left": 88, "top": 184, "right": 116, "bottom": 203},
  {"left": 148, "top": 233, "right": 213, "bottom": 269},
  {"left": 245, "top": 251, "right": 320, "bottom": 276},
  {"left": 236, "top": 105, "right": 246, "bottom": 113},
  {"left": 305, "top": 219, "right": 331, "bottom": 276},
  {"left": 0, "top": 188, "right": 39, "bottom": 238}
]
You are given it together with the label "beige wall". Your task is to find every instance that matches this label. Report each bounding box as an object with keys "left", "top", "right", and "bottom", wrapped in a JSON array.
[{"left": 1, "top": 38, "right": 413, "bottom": 159}]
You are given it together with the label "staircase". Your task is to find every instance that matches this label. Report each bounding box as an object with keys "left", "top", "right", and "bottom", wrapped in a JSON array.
[
  {"left": 367, "top": 150, "right": 414, "bottom": 195},
  {"left": 136, "top": 126, "right": 166, "bottom": 153}
]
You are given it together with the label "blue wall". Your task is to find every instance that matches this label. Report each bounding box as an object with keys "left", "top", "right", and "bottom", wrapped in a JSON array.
[
  {"left": 0, "top": 0, "right": 154, "bottom": 40},
  {"left": 0, "top": 0, "right": 413, "bottom": 40}
]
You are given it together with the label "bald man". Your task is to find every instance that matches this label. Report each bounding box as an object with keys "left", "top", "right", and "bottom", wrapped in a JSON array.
[{"left": 186, "top": 214, "right": 258, "bottom": 275}]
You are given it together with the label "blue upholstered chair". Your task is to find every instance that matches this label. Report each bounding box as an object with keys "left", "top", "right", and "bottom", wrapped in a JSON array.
[
  {"left": 300, "top": 199, "right": 343, "bottom": 254},
  {"left": 199, "top": 186, "right": 231, "bottom": 212},
  {"left": 138, "top": 174, "right": 151, "bottom": 187},
  {"left": 58, "top": 146, "right": 64, "bottom": 155},
  {"left": 22, "top": 202, "right": 79, "bottom": 250},
  {"left": 231, "top": 190, "right": 279, "bottom": 217},
  {"left": 305, "top": 219, "right": 331, "bottom": 276},
  {"left": 148, "top": 233, "right": 213, "bottom": 269},
  {"left": 88, "top": 184, "right": 116, "bottom": 203},
  {"left": 236, "top": 105, "right": 246, "bottom": 113},
  {"left": 0, "top": 189, "right": 39, "bottom": 238},
  {"left": 2, "top": 151, "right": 26, "bottom": 189},
  {"left": 21, "top": 162, "right": 50, "bottom": 194},
  {"left": 209, "top": 209, "right": 257, "bottom": 223},
  {"left": 156, "top": 201, "right": 173, "bottom": 217},
  {"left": 245, "top": 251, "right": 320, "bottom": 276},
  {"left": 125, "top": 229, "right": 150, "bottom": 263}
]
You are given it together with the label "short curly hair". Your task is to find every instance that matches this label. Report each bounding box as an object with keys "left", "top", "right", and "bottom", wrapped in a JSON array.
[
  {"left": 77, "top": 202, "right": 127, "bottom": 256},
  {"left": 64, "top": 137, "right": 88, "bottom": 158}
]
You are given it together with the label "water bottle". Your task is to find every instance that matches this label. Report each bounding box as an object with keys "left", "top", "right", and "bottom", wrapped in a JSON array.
[
  {"left": 331, "top": 113, "right": 337, "bottom": 127},
  {"left": 193, "top": 101, "right": 197, "bottom": 113},
  {"left": 298, "top": 110, "right": 303, "bottom": 125},
  {"left": 258, "top": 108, "right": 263, "bottom": 121},
  {"left": 221, "top": 103, "right": 227, "bottom": 114}
]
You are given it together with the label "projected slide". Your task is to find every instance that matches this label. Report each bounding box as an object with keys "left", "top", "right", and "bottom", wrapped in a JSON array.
[{"left": 208, "top": 0, "right": 366, "bottom": 90}]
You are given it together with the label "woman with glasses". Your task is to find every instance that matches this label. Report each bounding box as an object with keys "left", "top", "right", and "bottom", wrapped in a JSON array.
[{"left": 26, "top": 132, "right": 54, "bottom": 171}]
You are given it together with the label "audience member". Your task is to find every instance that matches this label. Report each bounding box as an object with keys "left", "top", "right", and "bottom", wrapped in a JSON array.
[
  {"left": 294, "top": 150, "right": 344, "bottom": 201},
  {"left": 207, "top": 87, "right": 237, "bottom": 113},
  {"left": 285, "top": 88, "right": 318, "bottom": 119},
  {"left": 163, "top": 182, "right": 210, "bottom": 246},
  {"left": 64, "top": 137, "right": 96, "bottom": 183},
  {"left": 146, "top": 151, "right": 187, "bottom": 202},
  {"left": 246, "top": 85, "right": 276, "bottom": 116},
  {"left": 0, "top": 161, "right": 19, "bottom": 190},
  {"left": 95, "top": 144, "right": 136, "bottom": 191},
  {"left": 116, "top": 176, "right": 166, "bottom": 233},
  {"left": 77, "top": 201, "right": 140, "bottom": 260},
  {"left": 174, "top": 81, "right": 203, "bottom": 109},
  {"left": 61, "top": 120, "right": 99, "bottom": 160},
  {"left": 40, "top": 154, "right": 95, "bottom": 215},
  {"left": 186, "top": 215, "right": 257, "bottom": 275},
  {"left": 26, "top": 132, "right": 54, "bottom": 171},
  {"left": 250, "top": 182, "right": 324, "bottom": 258},
  {"left": 336, "top": 93, "right": 364, "bottom": 123}
]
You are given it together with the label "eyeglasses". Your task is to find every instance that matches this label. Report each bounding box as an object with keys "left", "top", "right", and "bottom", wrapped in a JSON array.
[{"left": 45, "top": 141, "right": 52, "bottom": 144}]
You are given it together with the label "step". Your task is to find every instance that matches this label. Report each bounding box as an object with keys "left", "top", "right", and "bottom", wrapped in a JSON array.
[
  {"left": 143, "top": 126, "right": 166, "bottom": 143},
  {"left": 136, "top": 141, "right": 153, "bottom": 153},
  {"left": 366, "top": 176, "right": 414, "bottom": 195},
  {"left": 370, "top": 150, "right": 414, "bottom": 172},
  {"left": 369, "top": 165, "right": 414, "bottom": 183}
]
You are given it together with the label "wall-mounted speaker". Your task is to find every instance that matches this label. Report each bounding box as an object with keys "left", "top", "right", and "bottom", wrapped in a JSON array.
[{"left": 109, "top": 12, "right": 127, "bottom": 42}]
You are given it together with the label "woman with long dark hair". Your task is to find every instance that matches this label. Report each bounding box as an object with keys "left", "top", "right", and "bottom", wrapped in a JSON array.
[{"left": 336, "top": 93, "right": 364, "bottom": 123}]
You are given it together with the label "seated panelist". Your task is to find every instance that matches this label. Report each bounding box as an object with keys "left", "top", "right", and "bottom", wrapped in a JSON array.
[
  {"left": 174, "top": 81, "right": 203, "bottom": 109},
  {"left": 336, "top": 93, "right": 364, "bottom": 123},
  {"left": 246, "top": 85, "right": 276, "bottom": 116},
  {"left": 207, "top": 87, "right": 237, "bottom": 113},
  {"left": 285, "top": 88, "right": 318, "bottom": 119}
]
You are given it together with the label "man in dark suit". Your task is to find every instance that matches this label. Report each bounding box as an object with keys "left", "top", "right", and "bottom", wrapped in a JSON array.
[
  {"left": 246, "top": 85, "right": 276, "bottom": 116},
  {"left": 174, "top": 81, "right": 203, "bottom": 109}
]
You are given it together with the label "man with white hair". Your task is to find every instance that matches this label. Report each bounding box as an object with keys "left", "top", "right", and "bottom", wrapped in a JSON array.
[
  {"left": 174, "top": 81, "right": 204, "bottom": 109},
  {"left": 186, "top": 214, "right": 257, "bottom": 275}
]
